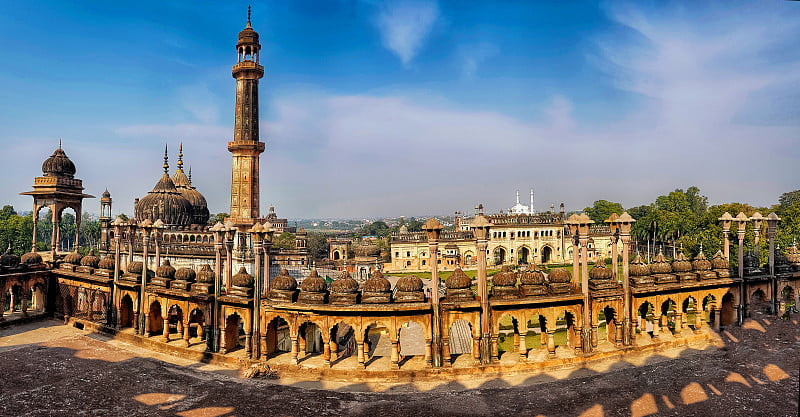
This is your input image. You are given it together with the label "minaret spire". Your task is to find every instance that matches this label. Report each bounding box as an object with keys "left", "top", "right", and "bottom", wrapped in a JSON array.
[
  {"left": 516, "top": 190, "right": 520, "bottom": 205},
  {"left": 163, "top": 145, "right": 169, "bottom": 174},
  {"left": 177, "top": 142, "right": 184, "bottom": 171},
  {"left": 247, "top": 5, "right": 252, "bottom": 27},
  {"left": 530, "top": 188, "right": 534, "bottom": 214},
  {"left": 188, "top": 166, "right": 192, "bottom": 184}
]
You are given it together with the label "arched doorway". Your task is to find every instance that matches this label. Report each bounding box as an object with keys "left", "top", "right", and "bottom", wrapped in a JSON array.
[
  {"left": 720, "top": 293, "right": 736, "bottom": 327},
  {"left": 331, "top": 321, "right": 355, "bottom": 360},
  {"left": 299, "top": 322, "right": 323, "bottom": 356},
  {"left": 519, "top": 247, "right": 530, "bottom": 264},
  {"left": 148, "top": 301, "right": 163, "bottom": 336},
  {"left": 448, "top": 319, "right": 473, "bottom": 363},
  {"left": 167, "top": 305, "right": 183, "bottom": 338},
  {"left": 398, "top": 321, "right": 425, "bottom": 358},
  {"left": 119, "top": 295, "right": 134, "bottom": 328},
  {"left": 188, "top": 308, "right": 205, "bottom": 340},
  {"left": 541, "top": 246, "right": 553, "bottom": 264},
  {"left": 224, "top": 313, "right": 242, "bottom": 352},
  {"left": 265, "top": 316, "right": 291, "bottom": 357},
  {"left": 494, "top": 247, "right": 506, "bottom": 265}
]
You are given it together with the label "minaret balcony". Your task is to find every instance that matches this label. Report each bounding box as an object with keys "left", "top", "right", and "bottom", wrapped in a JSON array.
[
  {"left": 232, "top": 61, "right": 264, "bottom": 76},
  {"left": 228, "top": 141, "right": 265, "bottom": 153}
]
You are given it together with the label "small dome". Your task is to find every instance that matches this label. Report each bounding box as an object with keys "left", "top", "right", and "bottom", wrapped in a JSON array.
[
  {"left": 127, "top": 261, "right": 143, "bottom": 274},
  {"left": 672, "top": 253, "right": 692, "bottom": 272},
  {"left": 175, "top": 267, "right": 196, "bottom": 282},
  {"left": 492, "top": 271, "right": 517, "bottom": 287},
  {"left": 363, "top": 270, "right": 391, "bottom": 293},
  {"left": 20, "top": 251, "right": 43, "bottom": 266},
  {"left": 231, "top": 267, "right": 254, "bottom": 288},
  {"left": 102, "top": 189, "right": 111, "bottom": 199},
  {"left": 775, "top": 247, "right": 789, "bottom": 266},
  {"left": 354, "top": 242, "right": 381, "bottom": 257},
  {"left": 743, "top": 251, "right": 758, "bottom": 268},
  {"left": 520, "top": 269, "right": 545, "bottom": 285},
  {"left": 238, "top": 26, "right": 260, "bottom": 46},
  {"left": 787, "top": 246, "right": 800, "bottom": 264},
  {"left": 300, "top": 269, "right": 326, "bottom": 292},
  {"left": 649, "top": 251, "right": 672, "bottom": 274},
  {"left": 446, "top": 268, "right": 471, "bottom": 290},
  {"left": 272, "top": 268, "right": 297, "bottom": 291},
  {"left": 692, "top": 251, "right": 712, "bottom": 271},
  {"left": 711, "top": 251, "right": 729, "bottom": 269},
  {"left": 197, "top": 264, "right": 215, "bottom": 283},
  {"left": 0, "top": 248, "right": 20, "bottom": 267},
  {"left": 97, "top": 255, "right": 115, "bottom": 270},
  {"left": 156, "top": 259, "right": 176, "bottom": 279},
  {"left": 42, "top": 146, "right": 76, "bottom": 178},
  {"left": 331, "top": 271, "right": 359, "bottom": 294},
  {"left": 80, "top": 255, "right": 100, "bottom": 268},
  {"left": 396, "top": 275, "right": 424, "bottom": 292},
  {"left": 548, "top": 268, "right": 572, "bottom": 283},
  {"left": 630, "top": 253, "right": 650, "bottom": 277},
  {"left": 589, "top": 258, "right": 613, "bottom": 280},
  {"left": 64, "top": 251, "right": 82, "bottom": 265}
]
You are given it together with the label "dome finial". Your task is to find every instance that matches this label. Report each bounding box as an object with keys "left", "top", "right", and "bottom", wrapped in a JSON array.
[
  {"left": 177, "top": 142, "right": 184, "bottom": 171},
  {"left": 188, "top": 166, "right": 192, "bottom": 184},
  {"left": 247, "top": 5, "right": 252, "bottom": 28},
  {"left": 58, "top": 138, "right": 62, "bottom": 149},
  {"left": 163, "top": 144, "right": 169, "bottom": 174}
]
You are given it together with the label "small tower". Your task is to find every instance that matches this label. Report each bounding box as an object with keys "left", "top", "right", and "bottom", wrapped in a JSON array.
[
  {"left": 99, "top": 189, "right": 112, "bottom": 254},
  {"left": 229, "top": 5, "right": 266, "bottom": 225}
]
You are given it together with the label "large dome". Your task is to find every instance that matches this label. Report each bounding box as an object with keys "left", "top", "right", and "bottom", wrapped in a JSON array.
[
  {"left": 42, "top": 146, "right": 76, "bottom": 178},
  {"left": 135, "top": 173, "right": 193, "bottom": 226}
]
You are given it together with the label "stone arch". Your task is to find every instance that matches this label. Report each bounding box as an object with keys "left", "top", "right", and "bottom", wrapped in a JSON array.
[
  {"left": 720, "top": 293, "right": 736, "bottom": 327},
  {"left": 298, "top": 321, "right": 324, "bottom": 355},
  {"left": 148, "top": 300, "right": 164, "bottom": 336},
  {"left": 332, "top": 250, "right": 341, "bottom": 260},
  {"left": 518, "top": 246, "right": 531, "bottom": 264},
  {"left": 167, "top": 304, "right": 184, "bottom": 337},
  {"left": 601, "top": 305, "right": 618, "bottom": 344},
  {"left": 119, "top": 294, "right": 134, "bottom": 328},
  {"left": 91, "top": 291, "right": 107, "bottom": 322},
  {"left": 224, "top": 313, "right": 243, "bottom": 352},
  {"left": 187, "top": 307, "right": 205, "bottom": 340},
  {"left": 363, "top": 321, "right": 391, "bottom": 359},
  {"left": 494, "top": 246, "right": 507, "bottom": 265},
  {"left": 264, "top": 315, "right": 292, "bottom": 357},
  {"left": 330, "top": 321, "right": 356, "bottom": 360},
  {"left": 541, "top": 245, "right": 553, "bottom": 264},
  {"left": 638, "top": 300, "right": 656, "bottom": 334},
  {"left": 398, "top": 321, "right": 425, "bottom": 357}
]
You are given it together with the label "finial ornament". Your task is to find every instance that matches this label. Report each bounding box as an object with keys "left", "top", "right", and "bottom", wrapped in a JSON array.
[
  {"left": 177, "top": 142, "right": 184, "bottom": 170},
  {"left": 58, "top": 138, "right": 62, "bottom": 149},
  {"left": 163, "top": 144, "right": 169, "bottom": 174},
  {"left": 247, "top": 5, "right": 252, "bottom": 27},
  {"left": 188, "top": 166, "right": 192, "bottom": 183}
]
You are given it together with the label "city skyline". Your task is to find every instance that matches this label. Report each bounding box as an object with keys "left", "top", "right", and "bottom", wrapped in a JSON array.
[{"left": 1, "top": 1, "right": 799, "bottom": 219}]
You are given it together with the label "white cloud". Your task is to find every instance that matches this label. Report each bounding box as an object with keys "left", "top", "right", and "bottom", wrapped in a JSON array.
[
  {"left": 374, "top": 0, "right": 440, "bottom": 66},
  {"left": 458, "top": 42, "right": 498, "bottom": 79}
]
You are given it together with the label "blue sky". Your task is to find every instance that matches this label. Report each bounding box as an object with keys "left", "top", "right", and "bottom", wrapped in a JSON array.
[{"left": 1, "top": 1, "right": 799, "bottom": 219}]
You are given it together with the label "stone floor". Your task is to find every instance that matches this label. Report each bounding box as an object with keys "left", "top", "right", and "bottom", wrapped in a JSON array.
[{"left": 0, "top": 309, "right": 798, "bottom": 416}]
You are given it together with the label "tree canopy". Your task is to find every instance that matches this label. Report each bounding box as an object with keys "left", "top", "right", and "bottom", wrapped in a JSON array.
[{"left": 583, "top": 200, "right": 624, "bottom": 224}]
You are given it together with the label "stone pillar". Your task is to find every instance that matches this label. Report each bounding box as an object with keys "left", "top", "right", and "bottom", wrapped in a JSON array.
[
  {"left": 183, "top": 321, "right": 190, "bottom": 347},
  {"left": 423, "top": 218, "right": 443, "bottom": 368},
  {"left": 31, "top": 205, "right": 38, "bottom": 252},
  {"left": 330, "top": 340, "right": 338, "bottom": 362},
  {"left": 471, "top": 215, "right": 491, "bottom": 364},
  {"left": 144, "top": 313, "right": 151, "bottom": 337},
  {"left": 517, "top": 333, "right": 527, "bottom": 362},
  {"left": 139, "top": 227, "right": 150, "bottom": 336},
  {"left": 357, "top": 341, "right": 365, "bottom": 367},
  {"left": 51, "top": 205, "right": 58, "bottom": 259},
  {"left": 390, "top": 341, "right": 400, "bottom": 369},
  {"left": 546, "top": 330, "right": 556, "bottom": 357},
  {"left": 713, "top": 308, "right": 721, "bottom": 331},
  {"left": 290, "top": 337, "right": 299, "bottom": 365},
  {"left": 652, "top": 317, "right": 660, "bottom": 339},
  {"left": 261, "top": 334, "right": 268, "bottom": 359},
  {"left": 212, "top": 230, "right": 224, "bottom": 353},
  {"left": 442, "top": 338, "right": 451, "bottom": 366},
  {"left": 245, "top": 332, "right": 252, "bottom": 357},
  {"left": 490, "top": 335, "right": 499, "bottom": 362},
  {"left": 472, "top": 338, "right": 480, "bottom": 361},
  {"left": 219, "top": 326, "right": 226, "bottom": 353},
  {"left": 736, "top": 214, "right": 747, "bottom": 324},
  {"left": 694, "top": 310, "right": 703, "bottom": 333},
  {"left": 425, "top": 340, "right": 432, "bottom": 366},
  {"left": 660, "top": 315, "right": 669, "bottom": 335},
  {"left": 323, "top": 342, "right": 331, "bottom": 367},
  {"left": 674, "top": 313, "right": 682, "bottom": 337},
  {"left": 163, "top": 318, "right": 170, "bottom": 342},
  {"left": 579, "top": 234, "right": 592, "bottom": 353}
]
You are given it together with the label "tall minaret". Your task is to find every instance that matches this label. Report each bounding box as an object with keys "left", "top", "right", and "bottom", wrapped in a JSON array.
[{"left": 228, "top": 6, "right": 265, "bottom": 225}]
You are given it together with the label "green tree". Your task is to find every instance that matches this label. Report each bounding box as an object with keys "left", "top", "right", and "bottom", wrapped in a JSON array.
[
  {"left": 779, "top": 190, "right": 800, "bottom": 208},
  {"left": 583, "top": 200, "right": 624, "bottom": 224},
  {"left": 0, "top": 205, "right": 16, "bottom": 221},
  {"left": 307, "top": 231, "right": 330, "bottom": 259},
  {"left": 273, "top": 231, "right": 296, "bottom": 250},
  {"left": 208, "top": 212, "right": 228, "bottom": 225},
  {"left": 359, "top": 221, "right": 391, "bottom": 238}
]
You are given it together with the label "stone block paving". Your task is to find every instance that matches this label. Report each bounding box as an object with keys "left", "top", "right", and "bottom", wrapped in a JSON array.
[{"left": 0, "top": 311, "right": 798, "bottom": 416}]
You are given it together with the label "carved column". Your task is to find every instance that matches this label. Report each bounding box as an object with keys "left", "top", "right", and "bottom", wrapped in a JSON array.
[
  {"left": 139, "top": 224, "right": 151, "bottom": 336},
  {"left": 423, "top": 218, "right": 443, "bottom": 368},
  {"left": 470, "top": 215, "right": 491, "bottom": 364}
]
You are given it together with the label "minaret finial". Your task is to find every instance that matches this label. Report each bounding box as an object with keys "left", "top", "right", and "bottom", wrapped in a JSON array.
[
  {"left": 163, "top": 144, "right": 169, "bottom": 174},
  {"left": 177, "top": 142, "right": 184, "bottom": 171},
  {"left": 188, "top": 166, "right": 193, "bottom": 184},
  {"left": 247, "top": 5, "right": 252, "bottom": 27},
  {"left": 58, "top": 138, "right": 62, "bottom": 149}
]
